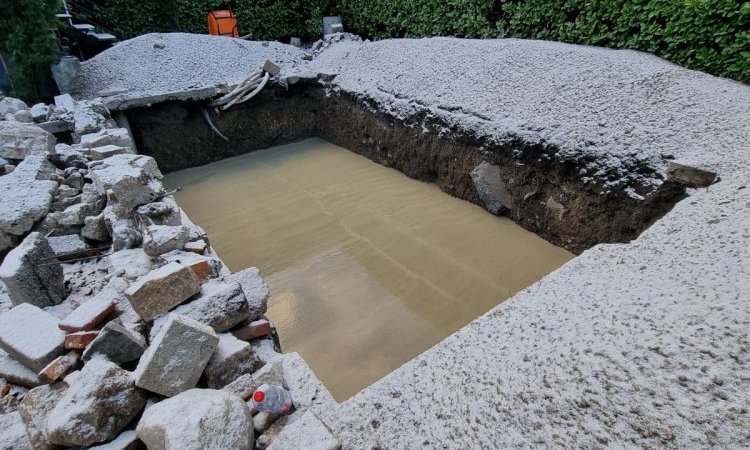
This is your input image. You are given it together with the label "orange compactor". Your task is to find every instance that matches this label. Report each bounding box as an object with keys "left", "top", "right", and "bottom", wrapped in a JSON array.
[{"left": 208, "top": 10, "right": 239, "bottom": 37}]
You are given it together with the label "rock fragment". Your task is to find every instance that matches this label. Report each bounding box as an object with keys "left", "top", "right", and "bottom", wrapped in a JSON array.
[
  {"left": 142, "top": 224, "right": 189, "bottom": 257},
  {"left": 136, "top": 388, "right": 253, "bottom": 450},
  {"left": 48, "top": 234, "right": 92, "bottom": 257},
  {"left": 88, "top": 429, "right": 143, "bottom": 450},
  {"left": 83, "top": 320, "right": 146, "bottom": 364},
  {"left": 82, "top": 213, "right": 110, "bottom": 242},
  {"left": 89, "top": 154, "right": 165, "bottom": 217},
  {"left": 89, "top": 144, "right": 132, "bottom": 161},
  {"left": 134, "top": 315, "right": 218, "bottom": 397},
  {"left": 64, "top": 330, "right": 99, "bottom": 349},
  {"left": 0, "top": 304, "right": 65, "bottom": 371},
  {"left": 0, "top": 232, "right": 64, "bottom": 308},
  {"left": 666, "top": 161, "right": 718, "bottom": 187},
  {"left": 222, "top": 373, "right": 258, "bottom": 401},
  {"left": 108, "top": 248, "right": 154, "bottom": 280},
  {"left": 47, "top": 357, "right": 146, "bottom": 447},
  {"left": 124, "top": 262, "right": 201, "bottom": 321},
  {"left": 17, "top": 382, "right": 67, "bottom": 450},
  {"left": 204, "top": 333, "right": 261, "bottom": 388},
  {"left": 0, "top": 348, "right": 41, "bottom": 388},
  {"left": 233, "top": 319, "right": 273, "bottom": 341},
  {"left": 0, "top": 176, "right": 57, "bottom": 236},
  {"left": 0, "top": 121, "right": 55, "bottom": 159},
  {"left": 228, "top": 267, "right": 269, "bottom": 322},
  {"left": 470, "top": 161, "right": 512, "bottom": 214},
  {"left": 0, "top": 411, "right": 34, "bottom": 450},
  {"left": 267, "top": 411, "right": 341, "bottom": 450}
]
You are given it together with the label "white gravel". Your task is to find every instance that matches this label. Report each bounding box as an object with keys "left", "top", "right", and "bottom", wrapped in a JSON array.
[{"left": 69, "top": 33, "right": 304, "bottom": 101}]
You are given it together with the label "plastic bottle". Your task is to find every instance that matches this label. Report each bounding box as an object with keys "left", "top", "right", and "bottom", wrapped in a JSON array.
[{"left": 252, "top": 383, "right": 293, "bottom": 414}]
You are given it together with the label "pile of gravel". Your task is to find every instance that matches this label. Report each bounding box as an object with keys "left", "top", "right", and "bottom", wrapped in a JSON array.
[{"left": 69, "top": 33, "right": 304, "bottom": 100}]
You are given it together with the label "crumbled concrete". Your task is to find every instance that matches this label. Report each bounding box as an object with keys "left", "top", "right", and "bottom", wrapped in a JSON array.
[
  {"left": 12, "top": 154, "right": 55, "bottom": 181},
  {"left": 81, "top": 128, "right": 133, "bottom": 149},
  {"left": 17, "top": 383, "right": 67, "bottom": 450},
  {"left": 124, "top": 262, "right": 201, "bottom": 321},
  {"left": 0, "top": 175, "right": 57, "bottom": 237},
  {"left": 89, "top": 144, "right": 132, "bottom": 160},
  {"left": 0, "top": 303, "right": 65, "bottom": 373},
  {"left": 47, "top": 357, "right": 146, "bottom": 446},
  {"left": 267, "top": 411, "right": 340, "bottom": 450},
  {"left": 30, "top": 103, "right": 50, "bottom": 122},
  {"left": 89, "top": 153, "right": 165, "bottom": 217},
  {"left": 203, "top": 333, "right": 260, "bottom": 388},
  {"left": 0, "top": 232, "right": 65, "bottom": 307},
  {"left": 108, "top": 248, "right": 154, "bottom": 280},
  {"left": 149, "top": 280, "right": 249, "bottom": 340},
  {"left": 0, "top": 97, "right": 29, "bottom": 116},
  {"left": 136, "top": 388, "right": 253, "bottom": 450},
  {"left": 73, "top": 99, "right": 108, "bottom": 135},
  {"left": 82, "top": 212, "right": 110, "bottom": 242},
  {"left": 0, "top": 411, "right": 34, "bottom": 450},
  {"left": 134, "top": 314, "right": 218, "bottom": 397},
  {"left": 0, "top": 121, "right": 55, "bottom": 159},
  {"left": 82, "top": 319, "right": 146, "bottom": 363}
]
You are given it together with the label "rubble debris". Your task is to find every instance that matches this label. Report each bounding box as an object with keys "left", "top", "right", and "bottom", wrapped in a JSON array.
[
  {"left": 108, "top": 248, "right": 154, "bottom": 280},
  {"left": 47, "top": 357, "right": 146, "bottom": 447},
  {"left": 0, "top": 232, "right": 65, "bottom": 308},
  {"left": 233, "top": 319, "right": 272, "bottom": 341},
  {"left": 136, "top": 388, "right": 253, "bottom": 450},
  {"left": 0, "top": 348, "right": 41, "bottom": 388},
  {"left": 222, "top": 373, "right": 257, "bottom": 401},
  {"left": 0, "top": 411, "right": 34, "bottom": 450},
  {"left": 48, "top": 234, "right": 92, "bottom": 257},
  {"left": 134, "top": 314, "right": 218, "bottom": 397},
  {"left": 82, "top": 320, "right": 146, "bottom": 364},
  {"left": 227, "top": 267, "right": 269, "bottom": 322},
  {"left": 124, "top": 262, "right": 201, "bottom": 321},
  {"left": 666, "top": 161, "right": 718, "bottom": 187},
  {"left": 204, "top": 333, "right": 261, "bottom": 388},
  {"left": 0, "top": 121, "right": 55, "bottom": 159},
  {"left": 17, "top": 382, "right": 67, "bottom": 450},
  {"left": 59, "top": 294, "right": 116, "bottom": 332},
  {"left": 0, "top": 304, "right": 65, "bottom": 371},
  {"left": 89, "top": 154, "right": 165, "bottom": 217},
  {"left": 82, "top": 212, "right": 110, "bottom": 242},
  {"left": 142, "top": 224, "right": 189, "bottom": 256}
]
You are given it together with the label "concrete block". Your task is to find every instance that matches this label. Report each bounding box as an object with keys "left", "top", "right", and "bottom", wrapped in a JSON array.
[
  {"left": 124, "top": 262, "right": 201, "bottom": 322},
  {"left": 2, "top": 411, "right": 34, "bottom": 450},
  {"left": 89, "top": 154, "right": 165, "bottom": 217},
  {"left": 0, "top": 232, "right": 65, "bottom": 308},
  {"left": 227, "top": 267, "right": 269, "bottom": 322},
  {"left": 17, "top": 383, "right": 67, "bottom": 450},
  {"left": 0, "top": 348, "right": 41, "bottom": 388},
  {"left": 0, "top": 304, "right": 65, "bottom": 371},
  {"left": 83, "top": 320, "right": 146, "bottom": 363},
  {"left": 204, "top": 333, "right": 261, "bottom": 388}
]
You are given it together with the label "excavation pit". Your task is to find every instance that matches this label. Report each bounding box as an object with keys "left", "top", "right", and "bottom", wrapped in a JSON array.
[{"left": 164, "top": 138, "right": 573, "bottom": 400}]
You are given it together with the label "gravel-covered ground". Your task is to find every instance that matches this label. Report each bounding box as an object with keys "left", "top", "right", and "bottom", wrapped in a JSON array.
[{"left": 71, "top": 33, "right": 750, "bottom": 448}]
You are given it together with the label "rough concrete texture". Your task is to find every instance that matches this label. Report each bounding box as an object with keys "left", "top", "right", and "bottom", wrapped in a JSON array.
[
  {"left": 0, "top": 174, "right": 57, "bottom": 238},
  {"left": 203, "top": 333, "right": 260, "bottom": 388},
  {"left": 0, "top": 232, "right": 65, "bottom": 308},
  {"left": 69, "top": 33, "right": 304, "bottom": 105},
  {"left": 137, "top": 388, "right": 253, "bottom": 450},
  {"left": 12, "top": 155, "right": 55, "bottom": 181},
  {"left": 47, "top": 357, "right": 146, "bottom": 446},
  {"left": 142, "top": 224, "right": 189, "bottom": 256},
  {"left": 124, "top": 261, "right": 201, "bottom": 321},
  {"left": 0, "top": 348, "right": 41, "bottom": 388},
  {"left": 268, "top": 411, "right": 341, "bottom": 450},
  {"left": 0, "top": 121, "right": 55, "bottom": 160},
  {"left": 227, "top": 267, "right": 269, "bottom": 322},
  {"left": 134, "top": 314, "right": 218, "bottom": 397},
  {"left": 149, "top": 280, "right": 250, "bottom": 340},
  {"left": 48, "top": 234, "right": 92, "bottom": 256},
  {"left": 17, "top": 382, "right": 67, "bottom": 450},
  {"left": 89, "top": 144, "right": 133, "bottom": 161},
  {"left": 82, "top": 319, "right": 146, "bottom": 363},
  {"left": 0, "top": 411, "right": 34, "bottom": 450},
  {"left": 0, "top": 304, "right": 65, "bottom": 372},
  {"left": 89, "top": 153, "right": 165, "bottom": 217}
]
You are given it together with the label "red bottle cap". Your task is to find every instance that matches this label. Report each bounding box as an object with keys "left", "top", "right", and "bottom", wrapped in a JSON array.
[{"left": 253, "top": 390, "right": 265, "bottom": 403}]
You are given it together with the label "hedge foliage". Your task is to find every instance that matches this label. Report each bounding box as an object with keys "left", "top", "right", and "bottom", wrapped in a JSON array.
[
  {"left": 68, "top": 0, "right": 750, "bottom": 83},
  {"left": 1, "top": 0, "right": 60, "bottom": 98}
]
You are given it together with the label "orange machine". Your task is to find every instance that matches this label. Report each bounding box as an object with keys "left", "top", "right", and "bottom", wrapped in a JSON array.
[{"left": 208, "top": 10, "right": 238, "bottom": 37}]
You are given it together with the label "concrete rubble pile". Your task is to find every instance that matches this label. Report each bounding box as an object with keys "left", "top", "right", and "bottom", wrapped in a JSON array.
[{"left": 0, "top": 94, "right": 340, "bottom": 450}]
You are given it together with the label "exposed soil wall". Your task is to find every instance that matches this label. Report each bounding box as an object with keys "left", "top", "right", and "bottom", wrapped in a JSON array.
[{"left": 126, "top": 86, "right": 685, "bottom": 253}]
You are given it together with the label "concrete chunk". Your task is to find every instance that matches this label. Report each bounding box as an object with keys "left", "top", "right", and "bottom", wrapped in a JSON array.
[
  {"left": 0, "top": 304, "right": 65, "bottom": 371},
  {"left": 48, "top": 234, "right": 92, "bottom": 257},
  {"left": 204, "top": 333, "right": 261, "bottom": 388},
  {"left": 134, "top": 315, "right": 218, "bottom": 397},
  {"left": 83, "top": 320, "right": 146, "bottom": 363},
  {"left": 267, "top": 411, "right": 340, "bottom": 450},
  {"left": 142, "top": 224, "right": 189, "bottom": 257},
  {"left": 47, "top": 357, "right": 146, "bottom": 447},
  {"left": 12, "top": 154, "right": 55, "bottom": 180},
  {"left": 0, "top": 411, "right": 34, "bottom": 450},
  {"left": 666, "top": 161, "right": 718, "bottom": 187},
  {"left": 0, "top": 121, "right": 55, "bottom": 159},
  {"left": 124, "top": 262, "right": 201, "bottom": 321},
  {"left": 0, "top": 177, "right": 57, "bottom": 237},
  {"left": 0, "top": 233, "right": 65, "bottom": 308},
  {"left": 17, "top": 383, "right": 67, "bottom": 450},
  {"left": 89, "top": 154, "right": 164, "bottom": 217},
  {"left": 136, "top": 388, "right": 253, "bottom": 450},
  {"left": 222, "top": 373, "right": 258, "bottom": 401},
  {"left": 0, "top": 348, "right": 41, "bottom": 388},
  {"left": 89, "top": 144, "right": 132, "bottom": 161}
]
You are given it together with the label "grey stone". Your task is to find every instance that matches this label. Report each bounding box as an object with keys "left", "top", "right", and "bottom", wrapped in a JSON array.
[
  {"left": 104, "top": 206, "right": 142, "bottom": 250},
  {"left": 30, "top": 103, "right": 50, "bottom": 123},
  {"left": 89, "top": 154, "right": 164, "bottom": 217},
  {"left": 0, "top": 411, "right": 34, "bottom": 450},
  {"left": 267, "top": 411, "right": 341, "bottom": 450},
  {"left": 12, "top": 110, "right": 34, "bottom": 123},
  {"left": 73, "top": 100, "right": 107, "bottom": 136},
  {"left": 253, "top": 412, "right": 279, "bottom": 434},
  {"left": 48, "top": 234, "right": 91, "bottom": 257},
  {"left": 57, "top": 200, "right": 101, "bottom": 226},
  {"left": 134, "top": 315, "right": 218, "bottom": 397},
  {"left": 124, "top": 262, "right": 201, "bottom": 322},
  {"left": 53, "top": 94, "right": 75, "bottom": 114},
  {"left": 83, "top": 320, "right": 146, "bottom": 364},
  {"left": 47, "top": 357, "right": 146, "bottom": 447},
  {"left": 136, "top": 201, "right": 181, "bottom": 226},
  {"left": 0, "top": 304, "right": 65, "bottom": 371},
  {"left": 0, "top": 232, "right": 65, "bottom": 308},
  {"left": 149, "top": 281, "right": 249, "bottom": 340},
  {"left": 0, "top": 121, "right": 55, "bottom": 159},
  {"left": 17, "top": 382, "right": 67, "bottom": 450},
  {"left": 136, "top": 388, "right": 253, "bottom": 450},
  {"left": 204, "top": 333, "right": 261, "bottom": 389},
  {"left": 0, "top": 175, "right": 57, "bottom": 236},
  {"left": 666, "top": 161, "right": 718, "bottom": 187},
  {"left": 275, "top": 353, "right": 336, "bottom": 414},
  {"left": 545, "top": 196, "right": 566, "bottom": 221},
  {"left": 108, "top": 248, "right": 155, "bottom": 281},
  {"left": 0, "top": 348, "right": 41, "bottom": 388},
  {"left": 82, "top": 213, "right": 110, "bottom": 242},
  {"left": 80, "top": 128, "right": 133, "bottom": 150},
  {"left": 88, "top": 430, "right": 144, "bottom": 450},
  {"left": 89, "top": 144, "right": 132, "bottom": 161},
  {"left": 222, "top": 373, "right": 257, "bottom": 401},
  {"left": 12, "top": 155, "right": 55, "bottom": 180},
  {"left": 0, "top": 97, "right": 29, "bottom": 116},
  {"left": 142, "top": 225, "right": 189, "bottom": 257},
  {"left": 470, "top": 161, "right": 512, "bottom": 214},
  {"left": 63, "top": 171, "right": 85, "bottom": 189},
  {"left": 50, "top": 144, "right": 87, "bottom": 169},
  {"left": 227, "top": 267, "right": 270, "bottom": 322}
]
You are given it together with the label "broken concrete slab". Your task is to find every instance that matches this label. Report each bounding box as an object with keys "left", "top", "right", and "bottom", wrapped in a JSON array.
[
  {"left": 136, "top": 388, "right": 253, "bottom": 450},
  {"left": 0, "top": 232, "right": 65, "bottom": 308},
  {"left": 0, "top": 348, "right": 41, "bottom": 388},
  {"left": 0, "top": 411, "right": 34, "bottom": 450},
  {"left": 0, "top": 304, "right": 65, "bottom": 371},
  {"left": 89, "top": 154, "right": 165, "bottom": 217},
  {"left": 53, "top": 94, "right": 75, "bottom": 114},
  {"left": 104, "top": 207, "right": 143, "bottom": 250},
  {"left": 0, "top": 121, "right": 56, "bottom": 159},
  {"left": 38, "top": 350, "right": 79, "bottom": 383},
  {"left": 267, "top": 410, "right": 341, "bottom": 450},
  {"left": 64, "top": 330, "right": 99, "bottom": 349},
  {"left": 30, "top": 104, "right": 50, "bottom": 123},
  {"left": 0, "top": 176, "right": 57, "bottom": 236},
  {"left": 82, "top": 213, "right": 110, "bottom": 242},
  {"left": 227, "top": 267, "right": 269, "bottom": 322},
  {"left": 149, "top": 280, "right": 249, "bottom": 340},
  {"left": 17, "top": 382, "right": 67, "bottom": 450},
  {"left": 159, "top": 250, "right": 220, "bottom": 281},
  {"left": 204, "top": 333, "right": 261, "bottom": 389},
  {"left": 125, "top": 262, "right": 201, "bottom": 321},
  {"left": 83, "top": 320, "right": 146, "bottom": 364},
  {"left": 12, "top": 155, "right": 55, "bottom": 181},
  {"left": 47, "top": 357, "right": 146, "bottom": 447},
  {"left": 136, "top": 200, "right": 181, "bottom": 226},
  {"left": 0, "top": 97, "right": 29, "bottom": 116},
  {"left": 73, "top": 100, "right": 108, "bottom": 136},
  {"left": 59, "top": 294, "right": 116, "bottom": 332},
  {"left": 142, "top": 224, "right": 189, "bottom": 257},
  {"left": 134, "top": 315, "right": 218, "bottom": 397}
]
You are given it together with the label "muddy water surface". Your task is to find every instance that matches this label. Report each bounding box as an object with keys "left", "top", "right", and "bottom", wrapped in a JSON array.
[{"left": 165, "top": 138, "right": 573, "bottom": 401}]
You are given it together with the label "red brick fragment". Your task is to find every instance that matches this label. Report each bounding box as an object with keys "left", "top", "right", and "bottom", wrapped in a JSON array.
[
  {"left": 232, "top": 319, "right": 272, "bottom": 341},
  {"left": 64, "top": 331, "right": 99, "bottom": 349}
]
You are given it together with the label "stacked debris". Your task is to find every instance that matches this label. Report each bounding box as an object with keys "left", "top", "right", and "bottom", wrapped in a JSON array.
[{"left": 0, "top": 95, "right": 340, "bottom": 450}]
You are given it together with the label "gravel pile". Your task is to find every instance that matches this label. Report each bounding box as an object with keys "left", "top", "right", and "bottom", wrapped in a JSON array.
[{"left": 69, "top": 33, "right": 304, "bottom": 100}]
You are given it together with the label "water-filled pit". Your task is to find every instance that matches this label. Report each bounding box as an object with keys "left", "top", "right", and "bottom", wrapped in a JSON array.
[{"left": 165, "top": 138, "right": 573, "bottom": 400}]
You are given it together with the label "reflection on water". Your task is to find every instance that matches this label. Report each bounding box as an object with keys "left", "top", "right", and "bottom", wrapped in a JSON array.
[{"left": 165, "top": 138, "right": 573, "bottom": 401}]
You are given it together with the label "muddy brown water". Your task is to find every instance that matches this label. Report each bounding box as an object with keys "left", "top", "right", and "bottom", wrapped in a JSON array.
[{"left": 165, "top": 138, "right": 573, "bottom": 401}]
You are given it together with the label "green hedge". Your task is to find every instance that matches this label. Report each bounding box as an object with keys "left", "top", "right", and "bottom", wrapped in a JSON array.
[{"left": 68, "top": 0, "right": 749, "bottom": 83}]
